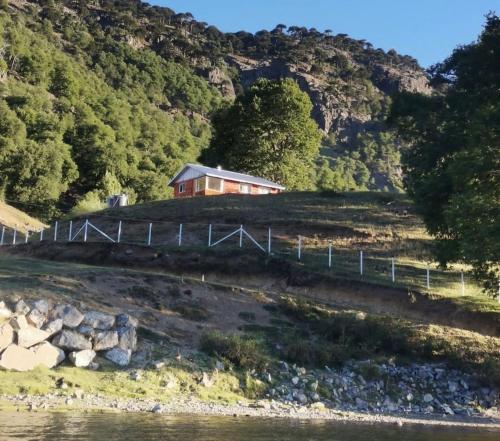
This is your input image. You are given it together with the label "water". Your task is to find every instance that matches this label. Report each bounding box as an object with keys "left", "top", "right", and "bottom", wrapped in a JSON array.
[{"left": 0, "top": 412, "right": 497, "bottom": 441}]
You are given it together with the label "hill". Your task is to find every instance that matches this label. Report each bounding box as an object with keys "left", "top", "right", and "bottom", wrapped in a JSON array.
[
  {"left": 0, "top": 0, "right": 431, "bottom": 222},
  {"left": 0, "top": 201, "right": 45, "bottom": 233}
]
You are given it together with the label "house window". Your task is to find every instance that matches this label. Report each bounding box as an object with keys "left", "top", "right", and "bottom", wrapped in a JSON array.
[
  {"left": 207, "top": 177, "right": 223, "bottom": 192},
  {"left": 258, "top": 187, "right": 270, "bottom": 195},
  {"left": 195, "top": 177, "right": 205, "bottom": 192},
  {"left": 240, "top": 183, "right": 251, "bottom": 194},
  {"left": 178, "top": 183, "right": 185, "bottom": 193}
]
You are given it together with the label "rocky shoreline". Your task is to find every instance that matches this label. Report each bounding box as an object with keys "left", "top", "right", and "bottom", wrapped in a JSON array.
[{"left": 1, "top": 392, "right": 499, "bottom": 429}]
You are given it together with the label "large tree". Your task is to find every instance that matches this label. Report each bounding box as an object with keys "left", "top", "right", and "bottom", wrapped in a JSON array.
[
  {"left": 201, "top": 78, "right": 321, "bottom": 189},
  {"left": 388, "top": 14, "right": 500, "bottom": 294}
]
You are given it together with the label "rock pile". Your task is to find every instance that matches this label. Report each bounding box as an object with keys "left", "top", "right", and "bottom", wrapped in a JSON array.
[{"left": 0, "top": 299, "right": 138, "bottom": 372}]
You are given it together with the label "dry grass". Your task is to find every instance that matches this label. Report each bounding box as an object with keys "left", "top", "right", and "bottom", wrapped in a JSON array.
[{"left": 0, "top": 201, "right": 46, "bottom": 234}]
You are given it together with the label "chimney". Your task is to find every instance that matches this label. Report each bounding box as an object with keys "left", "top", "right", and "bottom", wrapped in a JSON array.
[{"left": 216, "top": 165, "right": 222, "bottom": 170}]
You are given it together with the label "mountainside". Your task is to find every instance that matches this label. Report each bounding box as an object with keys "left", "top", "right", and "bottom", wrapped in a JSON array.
[
  {"left": 0, "top": 201, "right": 45, "bottom": 233},
  {"left": 0, "top": 0, "right": 432, "bottom": 219}
]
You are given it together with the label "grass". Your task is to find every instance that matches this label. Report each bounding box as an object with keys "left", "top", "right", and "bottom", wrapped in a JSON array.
[{"left": 0, "top": 201, "right": 46, "bottom": 234}]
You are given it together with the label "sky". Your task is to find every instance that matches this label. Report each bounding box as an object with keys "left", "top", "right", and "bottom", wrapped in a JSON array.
[{"left": 150, "top": 0, "right": 498, "bottom": 67}]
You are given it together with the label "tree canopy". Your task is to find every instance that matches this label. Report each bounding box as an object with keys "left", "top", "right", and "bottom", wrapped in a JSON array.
[
  {"left": 388, "top": 14, "right": 500, "bottom": 294},
  {"left": 201, "top": 78, "right": 321, "bottom": 189}
]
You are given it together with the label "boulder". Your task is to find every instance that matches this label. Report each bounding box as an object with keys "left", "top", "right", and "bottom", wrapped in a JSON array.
[
  {"left": 9, "top": 315, "right": 29, "bottom": 330},
  {"left": 33, "top": 299, "right": 50, "bottom": 315},
  {"left": 52, "top": 304, "right": 84, "bottom": 328},
  {"left": 43, "top": 319, "right": 63, "bottom": 336},
  {"left": 115, "top": 313, "right": 139, "bottom": 328},
  {"left": 83, "top": 311, "right": 115, "bottom": 330},
  {"left": 0, "top": 323, "right": 14, "bottom": 352},
  {"left": 69, "top": 349, "right": 96, "bottom": 368},
  {"left": 77, "top": 325, "right": 96, "bottom": 338},
  {"left": 17, "top": 325, "right": 51, "bottom": 348},
  {"left": 93, "top": 331, "right": 118, "bottom": 351},
  {"left": 31, "top": 342, "right": 65, "bottom": 368},
  {"left": 15, "top": 299, "right": 30, "bottom": 315},
  {"left": 105, "top": 347, "right": 131, "bottom": 367},
  {"left": 0, "top": 301, "right": 13, "bottom": 320},
  {"left": 117, "top": 326, "right": 137, "bottom": 351},
  {"left": 423, "top": 393, "right": 434, "bottom": 403},
  {"left": 0, "top": 344, "right": 37, "bottom": 371},
  {"left": 27, "top": 308, "right": 46, "bottom": 328},
  {"left": 52, "top": 330, "right": 92, "bottom": 351}
]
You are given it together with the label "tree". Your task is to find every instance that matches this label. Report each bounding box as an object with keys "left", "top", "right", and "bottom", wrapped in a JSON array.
[
  {"left": 202, "top": 78, "right": 321, "bottom": 189},
  {"left": 388, "top": 14, "right": 500, "bottom": 294}
]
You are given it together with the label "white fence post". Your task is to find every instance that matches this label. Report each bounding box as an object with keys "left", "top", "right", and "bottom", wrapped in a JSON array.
[
  {"left": 147, "top": 223, "right": 152, "bottom": 246},
  {"left": 25, "top": 232, "right": 28, "bottom": 243},
  {"left": 0, "top": 226, "right": 4, "bottom": 246},
  {"left": 239, "top": 225, "right": 243, "bottom": 248},
  {"left": 68, "top": 221, "right": 73, "bottom": 242},
  {"left": 12, "top": 229, "right": 16, "bottom": 245},
  {"left": 84, "top": 219, "right": 88, "bottom": 242},
  {"left": 117, "top": 221, "right": 122, "bottom": 243},
  {"left": 298, "top": 236, "right": 302, "bottom": 261},
  {"left": 54, "top": 221, "right": 58, "bottom": 242},
  {"left": 268, "top": 227, "right": 271, "bottom": 255},
  {"left": 391, "top": 258, "right": 395, "bottom": 283},
  {"left": 208, "top": 224, "right": 212, "bottom": 247},
  {"left": 426, "top": 267, "right": 430, "bottom": 290},
  {"left": 40, "top": 228, "right": 44, "bottom": 242},
  {"left": 178, "top": 223, "right": 183, "bottom": 246},
  {"left": 360, "top": 251, "right": 364, "bottom": 276},
  {"left": 328, "top": 243, "right": 332, "bottom": 268},
  {"left": 461, "top": 272, "right": 465, "bottom": 296}
]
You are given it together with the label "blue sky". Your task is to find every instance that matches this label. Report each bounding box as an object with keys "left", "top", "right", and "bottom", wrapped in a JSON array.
[{"left": 150, "top": 0, "right": 497, "bottom": 67}]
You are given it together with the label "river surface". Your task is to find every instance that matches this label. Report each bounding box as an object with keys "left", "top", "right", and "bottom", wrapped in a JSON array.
[{"left": 0, "top": 412, "right": 497, "bottom": 440}]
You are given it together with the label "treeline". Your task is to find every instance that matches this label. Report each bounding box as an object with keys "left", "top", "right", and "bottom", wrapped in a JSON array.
[{"left": 0, "top": 5, "right": 222, "bottom": 220}]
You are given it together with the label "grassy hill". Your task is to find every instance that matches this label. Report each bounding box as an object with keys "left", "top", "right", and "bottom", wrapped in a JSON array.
[{"left": 0, "top": 201, "right": 46, "bottom": 234}]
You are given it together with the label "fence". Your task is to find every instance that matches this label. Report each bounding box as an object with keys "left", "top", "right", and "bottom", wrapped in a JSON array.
[{"left": 0, "top": 217, "right": 494, "bottom": 300}]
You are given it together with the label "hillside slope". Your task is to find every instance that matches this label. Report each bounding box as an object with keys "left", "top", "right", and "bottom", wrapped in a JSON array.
[{"left": 0, "top": 201, "right": 45, "bottom": 233}]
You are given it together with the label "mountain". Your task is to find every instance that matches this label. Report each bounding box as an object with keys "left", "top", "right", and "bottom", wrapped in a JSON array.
[{"left": 0, "top": 0, "right": 431, "bottom": 219}]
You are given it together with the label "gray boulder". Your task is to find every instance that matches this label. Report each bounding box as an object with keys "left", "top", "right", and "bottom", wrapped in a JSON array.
[
  {"left": 52, "top": 330, "right": 92, "bottom": 351},
  {"left": 33, "top": 299, "right": 50, "bottom": 315},
  {"left": 117, "top": 326, "right": 137, "bottom": 351},
  {"left": 15, "top": 299, "right": 30, "bottom": 315},
  {"left": 31, "top": 342, "right": 65, "bottom": 368},
  {"left": 83, "top": 311, "right": 115, "bottom": 330},
  {"left": 9, "top": 315, "right": 29, "bottom": 331},
  {"left": 77, "top": 325, "right": 96, "bottom": 338},
  {"left": 52, "top": 304, "right": 84, "bottom": 328},
  {"left": 69, "top": 349, "right": 96, "bottom": 368},
  {"left": 0, "top": 323, "right": 14, "bottom": 352},
  {"left": 115, "top": 313, "right": 138, "bottom": 328},
  {"left": 27, "top": 308, "right": 46, "bottom": 329},
  {"left": 93, "top": 331, "right": 119, "bottom": 351},
  {"left": 105, "top": 347, "right": 131, "bottom": 367},
  {"left": 0, "top": 344, "right": 37, "bottom": 371},
  {"left": 0, "top": 301, "right": 13, "bottom": 320},
  {"left": 43, "top": 319, "right": 63, "bottom": 336},
  {"left": 17, "top": 326, "right": 51, "bottom": 348}
]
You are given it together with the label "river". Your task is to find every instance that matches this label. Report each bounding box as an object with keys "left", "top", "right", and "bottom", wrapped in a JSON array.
[{"left": 0, "top": 412, "right": 498, "bottom": 440}]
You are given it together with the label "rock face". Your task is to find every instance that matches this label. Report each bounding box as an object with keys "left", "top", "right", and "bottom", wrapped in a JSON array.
[
  {"left": 43, "top": 319, "right": 63, "bottom": 336},
  {"left": 83, "top": 311, "right": 115, "bottom": 330},
  {"left": 27, "top": 308, "right": 47, "bottom": 328},
  {"left": 52, "top": 304, "right": 84, "bottom": 328},
  {"left": 117, "top": 327, "right": 137, "bottom": 351},
  {"left": 52, "top": 330, "right": 92, "bottom": 351},
  {"left": 0, "top": 345, "right": 37, "bottom": 371},
  {"left": 93, "top": 331, "right": 118, "bottom": 351},
  {"left": 69, "top": 349, "right": 96, "bottom": 368},
  {"left": 31, "top": 342, "right": 65, "bottom": 368},
  {"left": 17, "top": 326, "right": 51, "bottom": 348},
  {"left": 0, "top": 301, "right": 13, "bottom": 320},
  {"left": 0, "top": 323, "right": 14, "bottom": 352},
  {"left": 105, "top": 348, "right": 131, "bottom": 367}
]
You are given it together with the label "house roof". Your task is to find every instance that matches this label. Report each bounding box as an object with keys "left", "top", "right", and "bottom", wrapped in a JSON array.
[{"left": 168, "top": 164, "right": 286, "bottom": 190}]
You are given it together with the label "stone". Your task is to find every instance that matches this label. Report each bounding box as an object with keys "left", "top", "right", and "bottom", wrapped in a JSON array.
[
  {"left": 105, "top": 347, "right": 131, "bottom": 367},
  {"left": 406, "top": 393, "right": 414, "bottom": 402},
  {"left": 200, "top": 372, "right": 213, "bottom": 387},
  {"left": 296, "top": 393, "right": 308, "bottom": 404},
  {"left": 291, "top": 377, "right": 300, "bottom": 385},
  {"left": 43, "top": 319, "right": 63, "bottom": 336},
  {"left": 33, "top": 300, "right": 50, "bottom": 315},
  {"left": 69, "top": 349, "right": 96, "bottom": 368},
  {"left": 0, "top": 301, "right": 13, "bottom": 320},
  {"left": 117, "top": 326, "right": 137, "bottom": 351},
  {"left": 115, "top": 313, "right": 139, "bottom": 328},
  {"left": 0, "top": 323, "right": 14, "bottom": 352},
  {"left": 130, "top": 371, "right": 142, "bottom": 381},
  {"left": 215, "top": 360, "right": 225, "bottom": 371},
  {"left": 93, "top": 331, "right": 119, "bottom": 351},
  {"left": 31, "top": 342, "right": 65, "bottom": 368},
  {"left": 88, "top": 361, "right": 100, "bottom": 371},
  {"left": 9, "top": 315, "right": 29, "bottom": 331},
  {"left": 15, "top": 299, "right": 30, "bottom": 315},
  {"left": 82, "top": 311, "right": 115, "bottom": 330},
  {"left": 0, "top": 344, "right": 38, "bottom": 371},
  {"left": 441, "top": 404, "right": 455, "bottom": 415},
  {"left": 423, "top": 393, "right": 434, "bottom": 403},
  {"left": 52, "top": 330, "right": 92, "bottom": 351},
  {"left": 151, "top": 404, "right": 163, "bottom": 413},
  {"left": 52, "top": 304, "right": 84, "bottom": 328},
  {"left": 26, "top": 309, "right": 47, "bottom": 329},
  {"left": 76, "top": 325, "right": 95, "bottom": 338},
  {"left": 17, "top": 326, "right": 51, "bottom": 348}
]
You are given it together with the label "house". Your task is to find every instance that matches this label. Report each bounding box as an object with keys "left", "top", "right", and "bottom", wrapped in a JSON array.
[{"left": 168, "top": 164, "right": 285, "bottom": 199}]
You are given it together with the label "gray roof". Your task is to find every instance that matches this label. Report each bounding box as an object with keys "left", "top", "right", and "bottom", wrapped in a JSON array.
[{"left": 168, "top": 163, "right": 286, "bottom": 190}]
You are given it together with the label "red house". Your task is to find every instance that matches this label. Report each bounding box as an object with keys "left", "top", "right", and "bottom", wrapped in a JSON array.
[{"left": 168, "top": 164, "right": 286, "bottom": 199}]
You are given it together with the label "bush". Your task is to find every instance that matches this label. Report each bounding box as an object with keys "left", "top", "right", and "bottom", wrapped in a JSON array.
[{"left": 200, "top": 331, "right": 268, "bottom": 371}]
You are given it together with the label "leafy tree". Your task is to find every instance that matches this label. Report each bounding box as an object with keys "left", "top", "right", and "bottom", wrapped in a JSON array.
[
  {"left": 202, "top": 78, "right": 321, "bottom": 189},
  {"left": 388, "top": 14, "right": 500, "bottom": 294}
]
